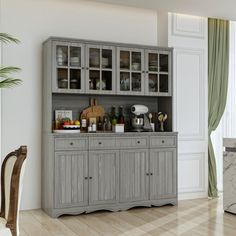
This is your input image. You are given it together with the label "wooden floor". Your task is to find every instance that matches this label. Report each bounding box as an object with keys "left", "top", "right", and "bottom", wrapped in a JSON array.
[{"left": 19, "top": 197, "right": 236, "bottom": 236}]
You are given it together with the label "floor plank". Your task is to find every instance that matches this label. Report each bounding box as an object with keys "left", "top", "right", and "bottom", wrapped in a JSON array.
[{"left": 19, "top": 197, "right": 236, "bottom": 236}]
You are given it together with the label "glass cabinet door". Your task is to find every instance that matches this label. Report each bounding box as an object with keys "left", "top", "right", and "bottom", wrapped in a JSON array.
[
  {"left": 86, "top": 45, "right": 115, "bottom": 94},
  {"left": 118, "top": 48, "right": 144, "bottom": 95},
  {"left": 54, "top": 42, "right": 85, "bottom": 93},
  {"left": 145, "top": 50, "right": 170, "bottom": 96}
]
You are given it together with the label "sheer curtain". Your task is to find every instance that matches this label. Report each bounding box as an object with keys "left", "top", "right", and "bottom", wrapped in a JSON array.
[{"left": 211, "top": 21, "right": 236, "bottom": 191}]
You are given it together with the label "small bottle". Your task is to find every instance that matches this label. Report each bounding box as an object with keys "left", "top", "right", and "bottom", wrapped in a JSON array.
[
  {"left": 97, "top": 117, "right": 102, "bottom": 131},
  {"left": 88, "top": 124, "right": 92, "bottom": 133},
  {"left": 111, "top": 106, "right": 117, "bottom": 126},
  {"left": 117, "top": 106, "right": 125, "bottom": 124},
  {"left": 81, "top": 114, "right": 87, "bottom": 132},
  {"left": 92, "top": 122, "right": 97, "bottom": 132},
  {"left": 103, "top": 115, "right": 108, "bottom": 131}
]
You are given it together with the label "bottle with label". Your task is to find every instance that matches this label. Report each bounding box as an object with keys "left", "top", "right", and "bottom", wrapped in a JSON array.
[
  {"left": 97, "top": 116, "right": 103, "bottom": 131},
  {"left": 117, "top": 106, "right": 125, "bottom": 124},
  {"left": 80, "top": 114, "right": 87, "bottom": 132},
  {"left": 92, "top": 122, "right": 97, "bottom": 132},
  {"left": 111, "top": 106, "right": 117, "bottom": 126},
  {"left": 103, "top": 115, "right": 108, "bottom": 131}
]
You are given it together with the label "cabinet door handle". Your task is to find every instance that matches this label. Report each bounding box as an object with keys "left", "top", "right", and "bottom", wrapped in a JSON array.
[
  {"left": 70, "top": 142, "right": 74, "bottom": 146},
  {"left": 98, "top": 142, "right": 102, "bottom": 145},
  {"left": 84, "top": 177, "right": 88, "bottom": 180},
  {"left": 137, "top": 141, "right": 140, "bottom": 144},
  {"left": 162, "top": 140, "right": 165, "bottom": 144},
  {"left": 150, "top": 173, "right": 153, "bottom": 176},
  {"left": 146, "top": 173, "right": 149, "bottom": 176},
  {"left": 86, "top": 67, "right": 89, "bottom": 70},
  {"left": 142, "top": 71, "right": 145, "bottom": 73},
  {"left": 82, "top": 67, "right": 85, "bottom": 69},
  {"left": 89, "top": 177, "right": 92, "bottom": 179}
]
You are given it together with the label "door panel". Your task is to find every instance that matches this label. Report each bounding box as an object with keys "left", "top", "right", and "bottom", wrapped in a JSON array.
[
  {"left": 120, "top": 149, "right": 149, "bottom": 202},
  {"left": 55, "top": 151, "right": 88, "bottom": 208},
  {"left": 150, "top": 148, "right": 177, "bottom": 200},
  {"left": 89, "top": 150, "right": 119, "bottom": 205},
  {"left": 117, "top": 47, "right": 145, "bottom": 95}
]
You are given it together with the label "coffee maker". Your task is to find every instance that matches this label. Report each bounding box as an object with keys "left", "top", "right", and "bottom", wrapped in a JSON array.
[{"left": 130, "top": 105, "right": 152, "bottom": 132}]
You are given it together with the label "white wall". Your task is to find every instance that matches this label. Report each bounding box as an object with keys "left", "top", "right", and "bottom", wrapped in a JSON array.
[
  {"left": 168, "top": 13, "right": 208, "bottom": 199},
  {"left": 0, "top": 0, "right": 158, "bottom": 210}
]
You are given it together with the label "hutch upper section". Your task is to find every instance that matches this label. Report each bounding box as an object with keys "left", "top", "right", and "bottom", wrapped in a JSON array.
[{"left": 43, "top": 37, "right": 173, "bottom": 97}]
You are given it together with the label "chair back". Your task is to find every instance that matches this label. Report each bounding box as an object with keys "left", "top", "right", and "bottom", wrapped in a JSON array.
[{"left": 0, "top": 146, "right": 27, "bottom": 236}]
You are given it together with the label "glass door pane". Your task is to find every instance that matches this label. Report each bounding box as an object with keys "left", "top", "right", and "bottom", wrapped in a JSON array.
[
  {"left": 57, "top": 68, "right": 68, "bottom": 89},
  {"left": 132, "top": 72, "right": 141, "bottom": 92},
  {"left": 102, "top": 49, "right": 112, "bottom": 69},
  {"left": 159, "top": 74, "right": 168, "bottom": 92},
  {"left": 102, "top": 71, "right": 112, "bottom": 90},
  {"left": 70, "top": 47, "right": 81, "bottom": 67},
  {"left": 120, "top": 51, "right": 130, "bottom": 70},
  {"left": 149, "top": 53, "right": 158, "bottom": 72},
  {"left": 120, "top": 72, "right": 130, "bottom": 91},
  {"left": 160, "top": 54, "right": 169, "bottom": 72},
  {"left": 132, "top": 52, "right": 141, "bottom": 71},
  {"left": 89, "top": 48, "right": 100, "bottom": 68},
  {"left": 148, "top": 74, "right": 158, "bottom": 92},
  {"left": 70, "top": 69, "right": 81, "bottom": 89},
  {"left": 56, "top": 46, "right": 68, "bottom": 66},
  {"left": 89, "top": 70, "right": 100, "bottom": 90}
]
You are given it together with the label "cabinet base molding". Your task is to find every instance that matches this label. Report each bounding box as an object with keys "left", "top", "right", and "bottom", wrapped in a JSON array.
[{"left": 43, "top": 198, "right": 177, "bottom": 218}]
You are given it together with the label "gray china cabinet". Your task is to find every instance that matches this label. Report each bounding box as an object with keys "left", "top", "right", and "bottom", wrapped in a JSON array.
[{"left": 42, "top": 37, "right": 177, "bottom": 218}]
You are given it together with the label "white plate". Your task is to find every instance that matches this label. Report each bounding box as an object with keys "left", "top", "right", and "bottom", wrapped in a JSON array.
[{"left": 53, "top": 130, "right": 81, "bottom": 134}]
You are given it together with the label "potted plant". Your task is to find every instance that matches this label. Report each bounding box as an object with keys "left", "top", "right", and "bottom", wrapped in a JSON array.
[{"left": 0, "top": 33, "right": 21, "bottom": 88}]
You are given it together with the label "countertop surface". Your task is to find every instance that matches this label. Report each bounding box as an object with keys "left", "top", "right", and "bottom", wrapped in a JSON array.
[
  {"left": 223, "top": 138, "right": 236, "bottom": 148},
  {"left": 50, "top": 131, "right": 178, "bottom": 137}
]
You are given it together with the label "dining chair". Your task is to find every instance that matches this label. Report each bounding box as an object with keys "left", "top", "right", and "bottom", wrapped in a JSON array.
[{"left": 0, "top": 146, "right": 27, "bottom": 236}]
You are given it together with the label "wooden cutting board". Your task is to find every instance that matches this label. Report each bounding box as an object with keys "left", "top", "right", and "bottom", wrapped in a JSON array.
[{"left": 81, "top": 98, "right": 105, "bottom": 120}]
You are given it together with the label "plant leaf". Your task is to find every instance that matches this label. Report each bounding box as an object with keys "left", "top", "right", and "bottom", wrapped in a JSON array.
[
  {"left": 0, "top": 33, "right": 20, "bottom": 44},
  {"left": 0, "top": 66, "right": 21, "bottom": 78},
  {"left": 0, "top": 78, "right": 22, "bottom": 88}
]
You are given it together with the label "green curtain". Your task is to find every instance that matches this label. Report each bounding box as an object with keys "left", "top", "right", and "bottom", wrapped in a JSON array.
[{"left": 208, "top": 18, "right": 229, "bottom": 198}]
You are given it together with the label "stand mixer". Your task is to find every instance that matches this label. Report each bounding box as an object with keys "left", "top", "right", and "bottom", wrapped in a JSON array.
[{"left": 130, "top": 105, "right": 152, "bottom": 132}]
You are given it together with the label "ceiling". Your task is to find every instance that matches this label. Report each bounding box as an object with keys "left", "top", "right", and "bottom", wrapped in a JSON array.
[{"left": 89, "top": 0, "right": 236, "bottom": 21}]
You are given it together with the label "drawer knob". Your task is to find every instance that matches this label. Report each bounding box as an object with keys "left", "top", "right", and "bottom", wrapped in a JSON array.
[
  {"left": 150, "top": 173, "right": 153, "bottom": 176},
  {"left": 84, "top": 177, "right": 88, "bottom": 180},
  {"left": 146, "top": 173, "right": 149, "bottom": 176},
  {"left": 98, "top": 142, "right": 102, "bottom": 145},
  {"left": 162, "top": 140, "right": 165, "bottom": 144},
  {"left": 70, "top": 142, "right": 74, "bottom": 146},
  {"left": 137, "top": 141, "right": 140, "bottom": 144},
  {"left": 89, "top": 177, "right": 92, "bottom": 179}
]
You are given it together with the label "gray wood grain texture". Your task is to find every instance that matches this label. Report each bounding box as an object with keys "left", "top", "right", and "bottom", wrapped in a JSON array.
[
  {"left": 150, "top": 148, "right": 177, "bottom": 200},
  {"left": 55, "top": 137, "right": 88, "bottom": 151},
  {"left": 54, "top": 151, "right": 88, "bottom": 208},
  {"left": 119, "top": 149, "right": 149, "bottom": 202},
  {"left": 42, "top": 41, "right": 53, "bottom": 133},
  {"left": 89, "top": 150, "right": 119, "bottom": 205},
  {"left": 150, "top": 135, "right": 176, "bottom": 148}
]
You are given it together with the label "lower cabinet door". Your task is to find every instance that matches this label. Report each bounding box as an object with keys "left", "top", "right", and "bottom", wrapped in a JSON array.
[
  {"left": 119, "top": 149, "right": 149, "bottom": 202},
  {"left": 89, "top": 150, "right": 119, "bottom": 205},
  {"left": 55, "top": 151, "right": 88, "bottom": 208},
  {"left": 150, "top": 148, "right": 177, "bottom": 200}
]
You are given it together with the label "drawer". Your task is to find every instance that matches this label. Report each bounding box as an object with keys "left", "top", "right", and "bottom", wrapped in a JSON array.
[
  {"left": 55, "top": 138, "right": 87, "bottom": 151},
  {"left": 116, "top": 136, "right": 148, "bottom": 149},
  {"left": 89, "top": 137, "right": 116, "bottom": 150},
  {"left": 150, "top": 136, "right": 176, "bottom": 148}
]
